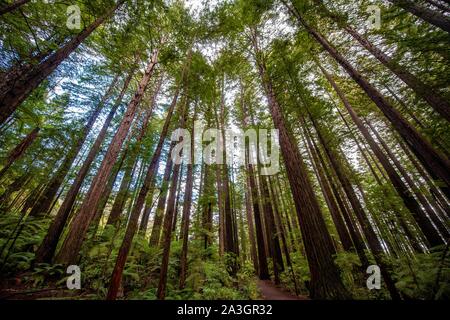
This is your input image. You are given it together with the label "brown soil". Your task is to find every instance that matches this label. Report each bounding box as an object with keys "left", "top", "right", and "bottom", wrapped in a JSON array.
[{"left": 257, "top": 280, "right": 309, "bottom": 300}]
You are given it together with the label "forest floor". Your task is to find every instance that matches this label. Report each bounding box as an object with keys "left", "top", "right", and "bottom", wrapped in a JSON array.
[
  {"left": 0, "top": 276, "right": 311, "bottom": 300},
  {"left": 257, "top": 280, "right": 309, "bottom": 300}
]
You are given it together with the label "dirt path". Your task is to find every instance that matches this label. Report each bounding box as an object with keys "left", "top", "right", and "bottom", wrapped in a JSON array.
[{"left": 257, "top": 280, "right": 309, "bottom": 300}]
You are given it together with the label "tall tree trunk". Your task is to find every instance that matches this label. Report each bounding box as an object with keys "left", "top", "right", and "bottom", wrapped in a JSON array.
[
  {"left": 0, "top": 0, "right": 125, "bottom": 124},
  {"left": 335, "top": 107, "right": 425, "bottom": 253},
  {"left": 105, "top": 72, "right": 184, "bottom": 300},
  {"left": 239, "top": 91, "right": 269, "bottom": 279},
  {"left": 424, "top": 0, "right": 450, "bottom": 13},
  {"left": 251, "top": 28, "right": 350, "bottom": 299},
  {"left": 20, "top": 182, "right": 45, "bottom": 214},
  {"left": 0, "top": 0, "right": 30, "bottom": 16},
  {"left": 138, "top": 195, "right": 154, "bottom": 234},
  {"left": 34, "top": 74, "right": 132, "bottom": 263},
  {"left": 106, "top": 76, "right": 162, "bottom": 227},
  {"left": 315, "top": 0, "right": 450, "bottom": 121},
  {"left": 55, "top": 51, "right": 158, "bottom": 265},
  {"left": 302, "top": 125, "right": 353, "bottom": 251},
  {"left": 335, "top": 107, "right": 387, "bottom": 184},
  {"left": 366, "top": 120, "right": 449, "bottom": 242},
  {"left": 389, "top": 0, "right": 450, "bottom": 33},
  {"left": 156, "top": 91, "right": 190, "bottom": 300},
  {"left": 260, "top": 173, "right": 284, "bottom": 284},
  {"left": 244, "top": 172, "right": 258, "bottom": 272},
  {"left": 156, "top": 148, "right": 183, "bottom": 300},
  {"left": 0, "top": 172, "right": 32, "bottom": 209},
  {"left": 319, "top": 65, "right": 444, "bottom": 248},
  {"left": 28, "top": 75, "right": 119, "bottom": 217},
  {"left": 383, "top": 85, "right": 426, "bottom": 130},
  {"left": 306, "top": 124, "right": 371, "bottom": 266},
  {"left": 247, "top": 162, "right": 270, "bottom": 279},
  {"left": 221, "top": 164, "right": 237, "bottom": 256},
  {"left": 275, "top": 175, "right": 299, "bottom": 253},
  {"left": 268, "top": 175, "right": 300, "bottom": 294},
  {"left": 106, "top": 154, "right": 138, "bottom": 226},
  {"left": 200, "top": 164, "right": 214, "bottom": 250},
  {"left": 149, "top": 145, "right": 177, "bottom": 246},
  {"left": 216, "top": 162, "right": 225, "bottom": 257},
  {"left": 179, "top": 115, "right": 195, "bottom": 289},
  {"left": 171, "top": 164, "right": 184, "bottom": 238},
  {"left": 216, "top": 88, "right": 238, "bottom": 272},
  {"left": 284, "top": 1, "right": 450, "bottom": 192},
  {"left": 0, "top": 126, "right": 40, "bottom": 179},
  {"left": 397, "top": 136, "right": 450, "bottom": 215},
  {"left": 92, "top": 146, "right": 128, "bottom": 230},
  {"left": 310, "top": 114, "right": 401, "bottom": 300}
]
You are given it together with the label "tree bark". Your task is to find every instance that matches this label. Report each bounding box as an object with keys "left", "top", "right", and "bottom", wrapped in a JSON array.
[
  {"left": 179, "top": 116, "right": 195, "bottom": 289},
  {"left": 28, "top": 75, "right": 119, "bottom": 217},
  {"left": 240, "top": 94, "right": 269, "bottom": 279},
  {"left": 106, "top": 154, "right": 138, "bottom": 226},
  {"left": 0, "top": 0, "right": 30, "bottom": 16},
  {"left": 366, "top": 120, "right": 449, "bottom": 243},
  {"left": 284, "top": 1, "right": 450, "bottom": 192},
  {"left": 397, "top": 136, "right": 450, "bottom": 215},
  {"left": 171, "top": 164, "right": 184, "bottom": 237},
  {"left": 106, "top": 77, "right": 162, "bottom": 227},
  {"left": 315, "top": 0, "right": 450, "bottom": 121},
  {"left": 149, "top": 143, "right": 175, "bottom": 246},
  {"left": 251, "top": 27, "right": 350, "bottom": 299},
  {"left": 156, "top": 91, "right": 190, "bottom": 300},
  {"left": 216, "top": 90, "right": 238, "bottom": 272},
  {"left": 244, "top": 171, "right": 258, "bottom": 272},
  {"left": 319, "top": 65, "right": 444, "bottom": 248},
  {"left": 34, "top": 74, "right": 132, "bottom": 263},
  {"left": 268, "top": 175, "right": 300, "bottom": 293},
  {"left": 309, "top": 127, "right": 371, "bottom": 266},
  {"left": 310, "top": 114, "right": 401, "bottom": 300},
  {"left": 260, "top": 173, "right": 284, "bottom": 284},
  {"left": 215, "top": 162, "right": 225, "bottom": 257},
  {"left": 335, "top": 107, "right": 425, "bottom": 253},
  {"left": 156, "top": 148, "right": 183, "bottom": 300},
  {"left": 0, "top": 126, "right": 40, "bottom": 179},
  {"left": 302, "top": 124, "right": 353, "bottom": 252},
  {"left": 55, "top": 51, "right": 158, "bottom": 265},
  {"left": 200, "top": 164, "right": 214, "bottom": 250},
  {"left": 92, "top": 146, "right": 128, "bottom": 229},
  {"left": 0, "top": 0, "right": 125, "bottom": 124},
  {"left": 389, "top": 0, "right": 450, "bottom": 33},
  {"left": 105, "top": 71, "right": 184, "bottom": 300}
]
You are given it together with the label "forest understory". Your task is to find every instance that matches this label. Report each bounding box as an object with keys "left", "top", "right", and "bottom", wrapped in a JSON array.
[{"left": 0, "top": 0, "right": 449, "bottom": 301}]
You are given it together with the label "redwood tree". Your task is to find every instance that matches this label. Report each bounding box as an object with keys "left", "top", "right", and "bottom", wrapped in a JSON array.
[{"left": 55, "top": 51, "right": 159, "bottom": 265}]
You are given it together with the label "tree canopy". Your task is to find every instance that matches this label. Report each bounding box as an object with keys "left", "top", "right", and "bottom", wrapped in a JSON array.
[{"left": 0, "top": 0, "right": 449, "bottom": 301}]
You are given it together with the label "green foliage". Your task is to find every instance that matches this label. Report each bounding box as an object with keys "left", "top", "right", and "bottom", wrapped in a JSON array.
[
  {"left": 334, "top": 252, "right": 361, "bottom": 281},
  {"left": 158, "top": 243, "right": 260, "bottom": 300},
  {"left": 0, "top": 214, "right": 50, "bottom": 274},
  {"left": 279, "top": 252, "right": 310, "bottom": 295},
  {"left": 0, "top": 0, "right": 449, "bottom": 302},
  {"left": 333, "top": 251, "right": 368, "bottom": 298},
  {"left": 78, "top": 225, "right": 162, "bottom": 298},
  {"left": 334, "top": 251, "right": 393, "bottom": 300},
  {"left": 187, "top": 259, "right": 258, "bottom": 300},
  {"left": 28, "top": 263, "right": 66, "bottom": 287},
  {"left": 392, "top": 246, "right": 450, "bottom": 300}
]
